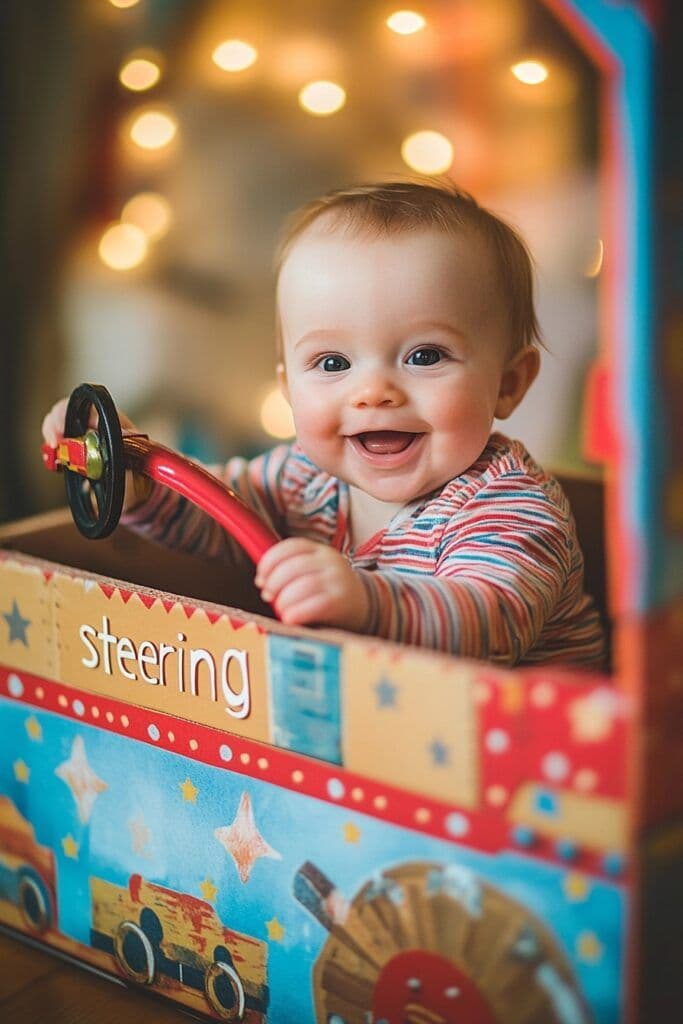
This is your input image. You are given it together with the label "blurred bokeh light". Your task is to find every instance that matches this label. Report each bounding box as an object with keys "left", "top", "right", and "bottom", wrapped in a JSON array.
[{"left": 1, "top": 0, "right": 604, "bottom": 524}]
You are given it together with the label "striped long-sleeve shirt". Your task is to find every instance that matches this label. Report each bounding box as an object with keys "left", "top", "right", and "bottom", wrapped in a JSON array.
[{"left": 123, "top": 433, "right": 606, "bottom": 670}]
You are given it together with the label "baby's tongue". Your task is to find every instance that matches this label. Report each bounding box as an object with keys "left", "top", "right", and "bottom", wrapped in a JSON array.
[{"left": 359, "top": 431, "right": 414, "bottom": 454}]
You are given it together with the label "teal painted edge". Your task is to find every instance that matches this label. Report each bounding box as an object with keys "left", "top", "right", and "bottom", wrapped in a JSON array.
[{"left": 566, "top": 1, "right": 656, "bottom": 611}]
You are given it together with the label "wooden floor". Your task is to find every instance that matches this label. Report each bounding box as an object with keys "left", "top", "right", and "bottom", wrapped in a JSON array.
[{"left": 0, "top": 931, "right": 189, "bottom": 1023}]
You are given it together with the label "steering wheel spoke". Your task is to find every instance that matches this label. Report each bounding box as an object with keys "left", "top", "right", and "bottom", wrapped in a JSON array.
[{"left": 64, "top": 384, "right": 125, "bottom": 540}]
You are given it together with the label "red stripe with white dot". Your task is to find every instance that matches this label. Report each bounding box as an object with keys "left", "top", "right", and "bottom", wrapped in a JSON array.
[{"left": 1, "top": 663, "right": 628, "bottom": 882}]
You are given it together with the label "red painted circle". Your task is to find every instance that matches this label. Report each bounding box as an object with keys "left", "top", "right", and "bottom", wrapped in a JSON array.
[{"left": 373, "top": 949, "right": 498, "bottom": 1024}]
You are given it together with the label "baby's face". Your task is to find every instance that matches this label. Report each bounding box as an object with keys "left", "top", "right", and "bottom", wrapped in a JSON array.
[{"left": 277, "top": 224, "right": 515, "bottom": 504}]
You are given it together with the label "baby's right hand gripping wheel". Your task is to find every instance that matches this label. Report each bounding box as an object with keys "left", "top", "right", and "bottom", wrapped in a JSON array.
[{"left": 63, "top": 383, "right": 126, "bottom": 540}]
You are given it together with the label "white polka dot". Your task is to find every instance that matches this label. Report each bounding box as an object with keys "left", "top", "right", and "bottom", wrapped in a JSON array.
[
  {"left": 327, "top": 778, "right": 345, "bottom": 800},
  {"left": 445, "top": 812, "right": 470, "bottom": 838},
  {"left": 147, "top": 724, "right": 160, "bottom": 742},
  {"left": 219, "top": 744, "right": 233, "bottom": 762},
  {"left": 531, "top": 682, "right": 556, "bottom": 707},
  {"left": 485, "top": 728, "right": 510, "bottom": 754},
  {"left": 8, "top": 674, "right": 24, "bottom": 697},
  {"left": 542, "top": 751, "right": 570, "bottom": 782},
  {"left": 72, "top": 700, "right": 85, "bottom": 717},
  {"left": 574, "top": 768, "right": 598, "bottom": 792}
]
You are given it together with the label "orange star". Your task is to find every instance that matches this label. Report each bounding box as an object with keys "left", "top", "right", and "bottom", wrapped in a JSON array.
[
  {"left": 179, "top": 777, "right": 198, "bottom": 803},
  {"left": 343, "top": 822, "right": 361, "bottom": 844},
  {"left": 215, "top": 792, "right": 281, "bottom": 884},
  {"left": 62, "top": 834, "right": 79, "bottom": 859},
  {"left": 200, "top": 878, "right": 219, "bottom": 903},
  {"left": 266, "top": 917, "right": 285, "bottom": 942}
]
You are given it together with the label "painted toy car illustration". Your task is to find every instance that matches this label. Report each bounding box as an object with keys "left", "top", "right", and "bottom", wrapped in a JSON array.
[
  {"left": 0, "top": 795, "right": 57, "bottom": 935},
  {"left": 90, "top": 873, "right": 268, "bottom": 1022}
]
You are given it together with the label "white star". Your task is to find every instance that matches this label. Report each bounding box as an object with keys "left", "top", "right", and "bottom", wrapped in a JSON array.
[
  {"left": 215, "top": 791, "right": 281, "bottom": 883},
  {"left": 128, "top": 814, "right": 152, "bottom": 856},
  {"left": 55, "top": 736, "right": 107, "bottom": 824}
]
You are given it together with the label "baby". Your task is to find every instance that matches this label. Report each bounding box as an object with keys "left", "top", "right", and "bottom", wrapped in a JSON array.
[{"left": 43, "top": 182, "right": 605, "bottom": 669}]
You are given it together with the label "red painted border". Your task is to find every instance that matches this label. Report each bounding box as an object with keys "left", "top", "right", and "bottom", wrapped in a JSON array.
[{"left": 1, "top": 665, "right": 628, "bottom": 884}]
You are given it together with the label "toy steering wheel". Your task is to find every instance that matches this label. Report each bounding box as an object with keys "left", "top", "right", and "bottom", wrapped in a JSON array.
[
  {"left": 42, "top": 383, "right": 280, "bottom": 566},
  {"left": 63, "top": 384, "right": 126, "bottom": 540}
]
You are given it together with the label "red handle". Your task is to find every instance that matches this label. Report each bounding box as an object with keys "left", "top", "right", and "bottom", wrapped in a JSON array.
[{"left": 123, "top": 435, "right": 280, "bottom": 566}]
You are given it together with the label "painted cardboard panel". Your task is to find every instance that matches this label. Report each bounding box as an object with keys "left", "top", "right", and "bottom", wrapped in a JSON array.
[
  {"left": 0, "top": 558, "right": 55, "bottom": 681},
  {"left": 0, "top": 679, "right": 628, "bottom": 1023},
  {"left": 266, "top": 634, "right": 342, "bottom": 764},
  {"left": 54, "top": 573, "right": 270, "bottom": 742},
  {"left": 342, "top": 644, "right": 479, "bottom": 808}
]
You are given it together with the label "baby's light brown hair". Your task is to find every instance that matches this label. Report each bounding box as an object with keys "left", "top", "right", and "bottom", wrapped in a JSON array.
[{"left": 274, "top": 180, "right": 542, "bottom": 357}]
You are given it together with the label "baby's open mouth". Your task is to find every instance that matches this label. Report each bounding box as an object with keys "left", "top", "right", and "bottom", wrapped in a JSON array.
[{"left": 354, "top": 431, "right": 418, "bottom": 454}]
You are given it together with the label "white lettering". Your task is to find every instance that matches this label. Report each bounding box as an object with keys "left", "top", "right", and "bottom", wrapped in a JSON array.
[
  {"left": 116, "top": 636, "right": 138, "bottom": 681},
  {"left": 189, "top": 648, "right": 217, "bottom": 701},
  {"left": 158, "top": 642, "right": 174, "bottom": 687},
  {"left": 137, "top": 640, "right": 158, "bottom": 685},
  {"left": 76, "top": 620, "right": 251, "bottom": 720},
  {"left": 97, "top": 615, "right": 116, "bottom": 675},
  {"left": 221, "top": 649, "right": 251, "bottom": 720},
  {"left": 79, "top": 624, "right": 99, "bottom": 669}
]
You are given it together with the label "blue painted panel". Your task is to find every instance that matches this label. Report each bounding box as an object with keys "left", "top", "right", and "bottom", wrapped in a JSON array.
[{"left": 266, "top": 634, "right": 342, "bottom": 763}]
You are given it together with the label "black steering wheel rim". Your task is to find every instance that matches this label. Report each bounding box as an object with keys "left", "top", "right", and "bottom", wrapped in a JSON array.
[{"left": 64, "top": 383, "right": 125, "bottom": 540}]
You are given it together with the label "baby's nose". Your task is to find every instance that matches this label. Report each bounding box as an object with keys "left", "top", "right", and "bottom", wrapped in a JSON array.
[{"left": 350, "top": 373, "right": 406, "bottom": 409}]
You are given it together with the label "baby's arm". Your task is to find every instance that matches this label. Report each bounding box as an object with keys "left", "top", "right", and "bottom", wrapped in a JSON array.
[
  {"left": 353, "top": 488, "right": 574, "bottom": 663},
  {"left": 256, "top": 479, "right": 587, "bottom": 665},
  {"left": 122, "top": 445, "right": 292, "bottom": 560}
]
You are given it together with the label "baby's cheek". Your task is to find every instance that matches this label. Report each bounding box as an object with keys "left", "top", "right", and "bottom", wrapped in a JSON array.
[{"left": 291, "top": 393, "right": 338, "bottom": 438}]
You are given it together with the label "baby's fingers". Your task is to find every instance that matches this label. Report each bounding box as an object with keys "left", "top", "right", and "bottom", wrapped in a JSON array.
[
  {"left": 274, "top": 577, "right": 335, "bottom": 622},
  {"left": 255, "top": 538, "right": 319, "bottom": 586},
  {"left": 41, "top": 397, "right": 70, "bottom": 446}
]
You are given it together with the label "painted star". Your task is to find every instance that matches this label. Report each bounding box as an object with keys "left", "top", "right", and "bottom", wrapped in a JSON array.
[
  {"left": 200, "top": 878, "right": 219, "bottom": 903},
  {"left": 128, "top": 815, "right": 152, "bottom": 856},
  {"left": 215, "top": 791, "right": 282, "bottom": 884},
  {"left": 266, "top": 917, "right": 285, "bottom": 942},
  {"left": 343, "top": 821, "right": 361, "bottom": 844},
  {"left": 568, "top": 689, "right": 619, "bottom": 743},
  {"left": 429, "top": 739, "right": 450, "bottom": 765},
  {"left": 501, "top": 679, "right": 525, "bottom": 714},
  {"left": 180, "top": 777, "right": 199, "bottom": 803},
  {"left": 2, "top": 600, "right": 30, "bottom": 646},
  {"left": 576, "top": 931, "right": 604, "bottom": 964},
  {"left": 25, "top": 716, "right": 42, "bottom": 742},
  {"left": 375, "top": 677, "right": 397, "bottom": 708},
  {"left": 55, "top": 736, "right": 108, "bottom": 824},
  {"left": 13, "top": 759, "right": 30, "bottom": 783},
  {"left": 62, "top": 834, "right": 79, "bottom": 859},
  {"left": 563, "top": 872, "right": 591, "bottom": 903}
]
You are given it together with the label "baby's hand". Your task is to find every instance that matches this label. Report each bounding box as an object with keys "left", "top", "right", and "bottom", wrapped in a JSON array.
[
  {"left": 41, "top": 396, "right": 138, "bottom": 447},
  {"left": 255, "top": 538, "right": 370, "bottom": 631},
  {"left": 41, "top": 396, "right": 147, "bottom": 511}
]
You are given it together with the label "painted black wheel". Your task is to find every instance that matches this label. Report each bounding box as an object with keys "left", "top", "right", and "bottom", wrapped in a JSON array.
[
  {"left": 17, "top": 871, "right": 51, "bottom": 933},
  {"left": 64, "top": 383, "right": 125, "bottom": 540},
  {"left": 204, "top": 959, "right": 246, "bottom": 1020},
  {"left": 114, "top": 920, "right": 156, "bottom": 984}
]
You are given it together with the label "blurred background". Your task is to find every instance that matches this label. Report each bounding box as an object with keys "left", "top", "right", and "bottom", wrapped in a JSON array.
[{"left": 0, "top": 0, "right": 605, "bottom": 526}]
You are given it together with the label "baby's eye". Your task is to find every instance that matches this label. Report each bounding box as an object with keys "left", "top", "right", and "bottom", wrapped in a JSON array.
[
  {"left": 318, "top": 354, "right": 351, "bottom": 372},
  {"left": 406, "top": 347, "right": 442, "bottom": 366}
]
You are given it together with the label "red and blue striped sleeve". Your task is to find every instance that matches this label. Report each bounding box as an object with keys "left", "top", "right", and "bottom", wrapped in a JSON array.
[{"left": 356, "top": 474, "right": 605, "bottom": 668}]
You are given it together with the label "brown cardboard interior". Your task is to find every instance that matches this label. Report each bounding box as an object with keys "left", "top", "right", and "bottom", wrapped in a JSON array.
[
  {"left": 0, "top": 471, "right": 607, "bottom": 652},
  {"left": 0, "top": 508, "right": 273, "bottom": 618}
]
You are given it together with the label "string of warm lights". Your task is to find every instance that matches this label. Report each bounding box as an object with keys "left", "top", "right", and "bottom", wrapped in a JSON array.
[
  {"left": 104, "top": 6, "right": 557, "bottom": 268},
  {"left": 102, "top": 3, "right": 572, "bottom": 440}
]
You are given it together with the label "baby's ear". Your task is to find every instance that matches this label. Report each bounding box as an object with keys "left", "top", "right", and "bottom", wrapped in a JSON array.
[
  {"left": 276, "top": 361, "right": 291, "bottom": 404},
  {"left": 494, "top": 345, "right": 540, "bottom": 420}
]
